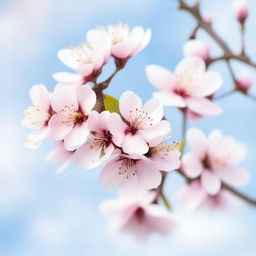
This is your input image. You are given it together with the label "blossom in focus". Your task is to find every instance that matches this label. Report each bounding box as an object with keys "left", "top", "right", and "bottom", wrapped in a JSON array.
[
  {"left": 107, "top": 22, "right": 151, "bottom": 60},
  {"left": 146, "top": 57, "right": 222, "bottom": 117},
  {"left": 182, "top": 128, "right": 250, "bottom": 195},
  {"left": 22, "top": 84, "right": 51, "bottom": 149},
  {"left": 75, "top": 110, "right": 123, "bottom": 169},
  {"left": 108, "top": 91, "right": 168, "bottom": 155},
  {"left": 49, "top": 84, "right": 96, "bottom": 151},
  {"left": 100, "top": 153, "right": 162, "bottom": 193},
  {"left": 46, "top": 141, "right": 74, "bottom": 173},
  {"left": 236, "top": 71, "right": 254, "bottom": 93},
  {"left": 177, "top": 180, "right": 241, "bottom": 211},
  {"left": 100, "top": 190, "right": 176, "bottom": 241},
  {"left": 54, "top": 29, "right": 111, "bottom": 85},
  {"left": 232, "top": 0, "right": 249, "bottom": 23},
  {"left": 183, "top": 40, "right": 210, "bottom": 63}
]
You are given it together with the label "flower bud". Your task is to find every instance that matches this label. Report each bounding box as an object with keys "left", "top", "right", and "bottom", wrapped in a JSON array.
[
  {"left": 236, "top": 71, "right": 254, "bottom": 93},
  {"left": 232, "top": 0, "right": 249, "bottom": 24},
  {"left": 183, "top": 40, "right": 210, "bottom": 63},
  {"left": 203, "top": 14, "right": 212, "bottom": 25}
]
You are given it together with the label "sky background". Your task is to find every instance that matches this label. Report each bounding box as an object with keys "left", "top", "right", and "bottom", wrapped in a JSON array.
[{"left": 1, "top": 0, "right": 256, "bottom": 255}]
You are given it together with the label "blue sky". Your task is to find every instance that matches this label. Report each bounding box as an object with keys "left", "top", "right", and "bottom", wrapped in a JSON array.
[{"left": 1, "top": 0, "right": 256, "bottom": 255}]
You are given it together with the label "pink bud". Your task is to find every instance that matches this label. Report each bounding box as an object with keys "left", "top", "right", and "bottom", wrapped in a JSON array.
[
  {"left": 203, "top": 14, "right": 212, "bottom": 25},
  {"left": 236, "top": 71, "right": 254, "bottom": 93},
  {"left": 183, "top": 40, "right": 210, "bottom": 63},
  {"left": 232, "top": 0, "right": 249, "bottom": 23}
]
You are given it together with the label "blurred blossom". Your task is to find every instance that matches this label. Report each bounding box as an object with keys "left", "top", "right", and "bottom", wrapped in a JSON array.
[
  {"left": 100, "top": 191, "right": 176, "bottom": 241},
  {"left": 236, "top": 70, "right": 254, "bottom": 93},
  {"left": 182, "top": 128, "right": 250, "bottom": 195}
]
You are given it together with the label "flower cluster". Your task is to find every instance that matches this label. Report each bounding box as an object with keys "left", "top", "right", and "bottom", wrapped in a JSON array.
[{"left": 22, "top": 6, "right": 254, "bottom": 241}]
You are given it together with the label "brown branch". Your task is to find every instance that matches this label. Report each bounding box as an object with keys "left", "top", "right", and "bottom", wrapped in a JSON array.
[{"left": 177, "top": 0, "right": 256, "bottom": 68}]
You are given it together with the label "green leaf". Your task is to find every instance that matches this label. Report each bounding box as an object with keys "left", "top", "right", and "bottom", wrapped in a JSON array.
[
  {"left": 160, "top": 194, "right": 172, "bottom": 211},
  {"left": 103, "top": 94, "right": 120, "bottom": 113},
  {"left": 178, "top": 140, "right": 185, "bottom": 153}
]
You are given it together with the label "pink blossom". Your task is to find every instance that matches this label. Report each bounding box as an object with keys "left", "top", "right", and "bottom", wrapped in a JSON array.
[
  {"left": 182, "top": 128, "right": 250, "bottom": 195},
  {"left": 100, "top": 153, "right": 162, "bottom": 193},
  {"left": 107, "top": 22, "right": 151, "bottom": 60},
  {"left": 183, "top": 40, "right": 210, "bottom": 63},
  {"left": 232, "top": 0, "right": 249, "bottom": 23},
  {"left": 46, "top": 142, "right": 74, "bottom": 173},
  {"left": 146, "top": 57, "right": 222, "bottom": 116},
  {"left": 203, "top": 14, "right": 212, "bottom": 25},
  {"left": 100, "top": 191, "right": 176, "bottom": 241},
  {"left": 236, "top": 71, "right": 254, "bottom": 93},
  {"left": 49, "top": 84, "right": 96, "bottom": 151},
  {"left": 108, "top": 91, "right": 168, "bottom": 155},
  {"left": 22, "top": 84, "right": 51, "bottom": 149},
  {"left": 54, "top": 29, "right": 111, "bottom": 85},
  {"left": 177, "top": 181, "right": 242, "bottom": 211},
  {"left": 75, "top": 110, "right": 123, "bottom": 169}
]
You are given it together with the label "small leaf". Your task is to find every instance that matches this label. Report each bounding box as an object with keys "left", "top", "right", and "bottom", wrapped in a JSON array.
[
  {"left": 178, "top": 140, "right": 185, "bottom": 153},
  {"left": 160, "top": 194, "right": 172, "bottom": 211},
  {"left": 103, "top": 94, "right": 120, "bottom": 113}
]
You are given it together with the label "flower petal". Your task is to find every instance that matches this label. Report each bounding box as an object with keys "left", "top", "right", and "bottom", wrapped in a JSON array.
[
  {"left": 145, "top": 65, "right": 176, "bottom": 92},
  {"left": 58, "top": 48, "right": 79, "bottom": 70},
  {"left": 122, "top": 134, "right": 149, "bottom": 155},
  {"left": 76, "top": 85, "right": 96, "bottom": 115},
  {"left": 186, "top": 97, "right": 222, "bottom": 116},
  {"left": 25, "top": 127, "right": 49, "bottom": 149},
  {"left": 29, "top": 84, "right": 50, "bottom": 112},
  {"left": 52, "top": 72, "right": 83, "bottom": 84},
  {"left": 153, "top": 91, "right": 186, "bottom": 107},
  {"left": 175, "top": 56, "right": 205, "bottom": 76},
  {"left": 182, "top": 153, "right": 203, "bottom": 178},
  {"left": 201, "top": 170, "right": 221, "bottom": 195},
  {"left": 142, "top": 98, "right": 163, "bottom": 126}
]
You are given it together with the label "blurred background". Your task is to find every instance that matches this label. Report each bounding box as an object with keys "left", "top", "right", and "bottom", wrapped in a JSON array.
[{"left": 1, "top": 0, "right": 256, "bottom": 255}]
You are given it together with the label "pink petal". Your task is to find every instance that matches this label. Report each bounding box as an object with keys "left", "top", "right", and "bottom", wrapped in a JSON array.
[
  {"left": 51, "top": 85, "right": 78, "bottom": 112},
  {"left": 127, "top": 26, "right": 144, "bottom": 55},
  {"left": 48, "top": 114, "right": 73, "bottom": 141},
  {"left": 186, "top": 127, "right": 208, "bottom": 159},
  {"left": 76, "top": 85, "right": 96, "bottom": 115},
  {"left": 52, "top": 72, "right": 83, "bottom": 84},
  {"left": 58, "top": 48, "right": 79, "bottom": 70},
  {"left": 207, "top": 129, "right": 223, "bottom": 157},
  {"left": 182, "top": 153, "right": 203, "bottom": 178},
  {"left": 132, "top": 28, "right": 151, "bottom": 56},
  {"left": 153, "top": 91, "right": 186, "bottom": 107},
  {"left": 107, "top": 113, "right": 126, "bottom": 146},
  {"left": 175, "top": 56, "right": 205, "bottom": 76},
  {"left": 145, "top": 65, "right": 176, "bottom": 92},
  {"left": 87, "top": 110, "right": 110, "bottom": 132},
  {"left": 142, "top": 98, "right": 163, "bottom": 126},
  {"left": 190, "top": 71, "right": 222, "bottom": 97},
  {"left": 201, "top": 170, "right": 221, "bottom": 195},
  {"left": 112, "top": 41, "right": 132, "bottom": 59},
  {"left": 119, "top": 91, "right": 142, "bottom": 121},
  {"left": 214, "top": 167, "right": 250, "bottom": 187},
  {"left": 29, "top": 84, "right": 50, "bottom": 112},
  {"left": 64, "top": 122, "right": 90, "bottom": 151},
  {"left": 136, "top": 160, "right": 161, "bottom": 190},
  {"left": 122, "top": 134, "right": 149, "bottom": 155},
  {"left": 76, "top": 63, "right": 94, "bottom": 77},
  {"left": 186, "top": 97, "right": 222, "bottom": 116},
  {"left": 25, "top": 127, "right": 49, "bottom": 149}
]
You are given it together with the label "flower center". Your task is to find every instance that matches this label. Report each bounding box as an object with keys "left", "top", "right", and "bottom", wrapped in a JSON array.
[
  {"left": 61, "top": 105, "right": 86, "bottom": 126},
  {"left": 108, "top": 22, "right": 129, "bottom": 45},
  {"left": 71, "top": 43, "right": 93, "bottom": 65},
  {"left": 175, "top": 72, "right": 201, "bottom": 95},
  {"left": 91, "top": 130, "right": 112, "bottom": 150},
  {"left": 134, "top": 207, "right": 145, "bottom": 223},
  {"left": 117, "top": 157, "right": 137, "bottom": 178},
  {"left": 125, "top": 108, "right": 154, "bottom": 135},
  {"left": 24, "top": 106, "right": 50, "bottom": 128}
]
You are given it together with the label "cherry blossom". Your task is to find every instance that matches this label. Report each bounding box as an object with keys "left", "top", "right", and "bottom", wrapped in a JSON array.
[
  {"left": 182, "top": 128, "right": 250, "bottom": 195},
  {"left": 54, "top": 29, "right": 111, "bottom": 85},
  {"left": 75, "top": 110, "right": 122, "bottom": 169},
  {"left": 49, "top": 84, "right": 96, "bottom": 151},
  {"left": 177, "top": 181, "right": 241, "bottom": 211},
  {"left": 22, "top": 84, "right": 52, "bottom": 149},
  {"left": 100, "top": 190, "right": 176, "bottom": 241},
  {"left": 107, "top": 22, "right": 151, "bottom": 61},
  {"left": 146, "top": 56, "right": 222, "bottom": 116},
  {"left": 232, "top": 0, "right": 249, "bottom": 23},
  {"left": 108, "top": 91, "right": 167, "bottom": 155},
  {"left": 46, "top": 141, "right": 74, "bottom": 173},
  {"left": 183, "top": 39, "right": 210, "bottom": 63}
]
